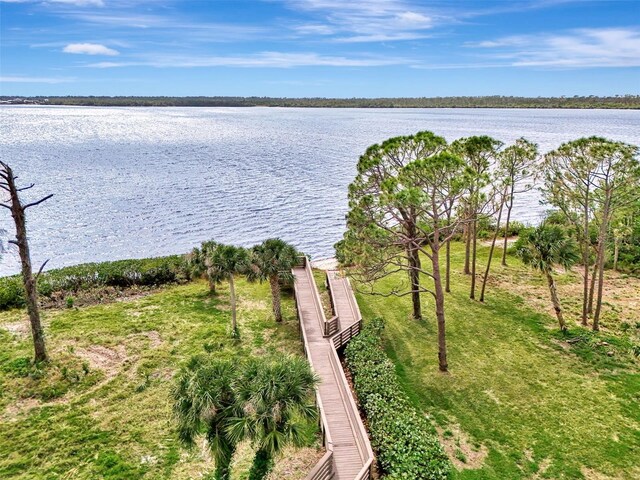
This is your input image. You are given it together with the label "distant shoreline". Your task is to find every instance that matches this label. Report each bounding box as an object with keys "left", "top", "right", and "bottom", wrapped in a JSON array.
[{"left": 2, "top": 95, "right": 639, "bottom": 109}]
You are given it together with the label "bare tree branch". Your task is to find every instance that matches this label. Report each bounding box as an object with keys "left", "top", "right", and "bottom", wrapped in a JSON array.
[{"left": 24, "top": 194, "right": 54, "bottom": 209}]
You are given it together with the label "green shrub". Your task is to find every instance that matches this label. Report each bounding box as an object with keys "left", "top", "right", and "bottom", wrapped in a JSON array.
[
  {"left": 345, "top": 318, "right": 451, "bottom": 479},
  {"left": 503, "top": 220, "right": 526, "bottom": 237},
  {"left": 0, "top": 255, "right": 190, "bottom": 311}
]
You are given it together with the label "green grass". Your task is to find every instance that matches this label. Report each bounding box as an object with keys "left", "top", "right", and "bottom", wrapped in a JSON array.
[
  {"left": 0, "top": 279, "right": 320, "bottom": 479},
  {"left": 355, "top": 243, "right": 640, "bottom": 479}
]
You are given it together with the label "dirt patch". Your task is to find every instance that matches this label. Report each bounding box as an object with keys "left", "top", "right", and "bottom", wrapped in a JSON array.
[
  {"left": 75, "top": 344, "right": 127, "bottom": 379},
  {"left": 41, "top": 286, "right": 164, "bottom": 310},
  {"left": 2, "top": 397, "right": 40, "bottom": 421},
  {"left": 240, "top": 299, "right": 268, "bottom": 310},
  {"left": 528, "top": 457, "right": 552, "bottom": 479},
  {"left": 127, "top": 330, "right": 163, "bottom": 348},
  {"left": 436, "top": 424, "right": 488, "bottom": 470},
  {"left": 580, "top": 467, "right": 623, "bottom": 480},
  {"left": 481, "top": 236, "right": 518, "bottom": 247},
  {"left": 1, "top": 320, "right": 30, "bottom": 338},
  {"left": 266, "top": 446, "right": 325, "bottom": 480},
  {"left": 483, "top": 389, "right": 501, "bottom": 404}
]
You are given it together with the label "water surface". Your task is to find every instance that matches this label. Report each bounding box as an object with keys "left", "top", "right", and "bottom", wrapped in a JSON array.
[{"left": 1, "top": 106, "right": 638, "bottom": 275}]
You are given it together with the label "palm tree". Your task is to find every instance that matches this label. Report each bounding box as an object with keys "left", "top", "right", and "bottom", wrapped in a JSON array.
[
  {"left": 172, "top": 357, "right": 237, "bottom": 480},
  {"left": 209, "top": 244, "right": 250, "bottom": 337},
  {"left": 249, "top": 239, "right": 298, "bottom": 323},
  {"left": 227, "top": 356, "right": 318, "bottom": 480},
  {"left": 516, "top": 224, "right": 579, "bottom": 331},
  {"left": 186, "top": 240, "right": 221, "bottom": 294}
]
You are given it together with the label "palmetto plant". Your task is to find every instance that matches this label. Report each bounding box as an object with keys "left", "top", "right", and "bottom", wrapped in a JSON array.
[
  {"left": 227, "top": 356, "right": 318, "bottom": 479},
  {"left": 186, "top": 240, "right": 221, "bottom": 294},
  {"left": 516, "top": 224, "right": 580, "bottom": 331},
  {"left": 173, "top": 355, "right": 317, "bottom": 480},
  {"left": 249, "top": 239, "right": 298, "bottom": 322},
  {"left": 172, "top": 357, "right": 237, "bottom": 480},
  {"left": 209, "top": 244, "right": 250, "bottom": 337}
]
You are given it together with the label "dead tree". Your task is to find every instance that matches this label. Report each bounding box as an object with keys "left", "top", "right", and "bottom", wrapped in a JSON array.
[{"left": 0, "top": 161, "right": 52, "bottom": 363}]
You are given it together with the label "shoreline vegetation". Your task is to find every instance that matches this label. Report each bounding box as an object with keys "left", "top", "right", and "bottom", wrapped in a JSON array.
[{"left": 2, "top": 95, "right": 640, "bottom": 109}]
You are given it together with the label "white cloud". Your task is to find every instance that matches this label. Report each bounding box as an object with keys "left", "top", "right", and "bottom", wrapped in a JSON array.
[
  {"left": 86, "top": 51, "right": 409, "bottom": 68},
  {"left": 286, "top": 0, "right": 435, "bottom": 43},
  {"left": 63, "top": 43, "right": 119, "bottom": 55},
  {"left": 470, "top": 27, "right": 640, "bottom": 68},
  {"left": 0, "top": 75, "right": 75, "bottom": 83}
]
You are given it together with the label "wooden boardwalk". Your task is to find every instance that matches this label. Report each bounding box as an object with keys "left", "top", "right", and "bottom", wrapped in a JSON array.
[{"left": 293, "top": 261, "right": 373, "bottom": 480}]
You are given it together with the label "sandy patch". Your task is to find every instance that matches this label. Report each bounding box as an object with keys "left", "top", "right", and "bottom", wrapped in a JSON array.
[
  {"left": 127, "top": 330, "right": 163, "bottom": 348},
  {"left": 1, "top": 320, "right": 30, "bottom": 338},
  {"left": 240, "top": 299, "right": 267, "bottom": 310},
  {"left": 436, "top": 424, "right": 488, "bottom": 470},
  {"left": 580, "top": 467, "right": 623, "bottom": 480},
  {"left": 311, "top": 257, "right": 339, "bottom": 271},
  {"left": 2, "top": 397, "right": 40, "bottom": 421},
  {"left": 481, "top": 236, "right": 518, "bottom": 247},
  {"left": 75, "top": 344, "right": 127, "bottom": 379},
  {"left": 528, "top": 458, "right": 552, "bottom": 479}
]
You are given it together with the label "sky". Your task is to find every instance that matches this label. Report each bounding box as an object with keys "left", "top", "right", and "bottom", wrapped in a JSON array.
[{"left": 0, "top": 0, "right": 639, "bottom": 97}]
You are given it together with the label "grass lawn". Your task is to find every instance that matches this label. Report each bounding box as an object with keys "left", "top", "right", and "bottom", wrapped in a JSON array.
[
  {"left": 0, "top": 279, "right": 321, "bottom": 479},
  {"left": 355, "top": 243, "right": 640, "bottom": 480}
]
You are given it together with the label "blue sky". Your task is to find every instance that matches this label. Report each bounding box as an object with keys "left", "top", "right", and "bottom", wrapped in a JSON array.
[{"left": 1, "top": 0, "right": 639, "bottom": 97}]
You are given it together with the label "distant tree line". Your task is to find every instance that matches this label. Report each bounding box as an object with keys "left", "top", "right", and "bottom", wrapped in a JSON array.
[{"left": 3, "top": 95, "right": 639, "bottom": 109}]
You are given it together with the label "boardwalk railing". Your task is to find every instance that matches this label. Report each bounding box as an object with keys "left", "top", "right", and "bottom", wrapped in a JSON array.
[
  {"left": 293, "top": 258, "right": 374, "bottom": 480},
  {"left": 325, "top": 316, "right": 340, "bottom": 337},
  {"left": 332, "top": 320, "right": 362, "bottom": 350}
]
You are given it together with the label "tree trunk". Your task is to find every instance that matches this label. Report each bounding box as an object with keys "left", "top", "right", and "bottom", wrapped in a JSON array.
[
  {"left": 613, "top": 237, "right": 619, "bottom": 271},
  {"left": 593, "top": 192, "right": 612, "bottom": 330},
  {"left": 229, "top": 274, "right": 237, "bottom": 335},
  {"left": 445, "top": 209, "right": 452, "bottom": 293},
  {"left": 581, "top": 190, "right": 590, "bottom": 326},
  {"left": 480, "top": 197, "right": 505, "bottom": 302},
  {"left": 431, "top": 241, "right": 448, "bottom": 372},
  {"left": 405, "top": 218, "right": 422, "bottom": 320},
  {"left": 3, "top": 164, "right": 48, "bottom": 363},
  {"left": 269, "top": 275, "right": 282, "bottom": 322},
  {"left": 470, "top": 219, "right": 478, "bottom": 299},
  {"left": 248, "top": 447, "right": 273, "bottom": 480},
  {"left": 213, "top": 439, "right": 236, "bottom": 480},
  {"left": 546, "top": 272, "right": 566, "bottom": 332},
  {"left": 207, "top": 276, "right": 217, "bottom": 294},
  {"left": 501, "top": 188, "right": 514, "bottom": 266},
  {"left": 445, "top": 238, "right": 451, "bottom": 293},
  {"left": 463, "top": 219, "right": 471, "bottom": 275},
  {"left": 587, "top": 261, "right": 598, "bottom": 316}
]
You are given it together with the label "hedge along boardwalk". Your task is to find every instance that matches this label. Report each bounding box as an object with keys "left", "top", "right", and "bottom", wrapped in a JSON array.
[{"left": 292, "top": 260, "right": 373, "bottom": 480}]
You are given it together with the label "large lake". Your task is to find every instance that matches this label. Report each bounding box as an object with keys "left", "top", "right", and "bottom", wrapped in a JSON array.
[{"left": 1, "top": 106, "right": 638, "bottom": 275}]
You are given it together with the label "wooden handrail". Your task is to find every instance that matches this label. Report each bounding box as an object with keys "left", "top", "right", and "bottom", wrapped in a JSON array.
[
  {"left": 293, "top": 269, "right": 334, "bottom": 456},
  {"left": 327, "top": 347, "right": 373, "bottom": 465},
  {"left": 306, "top": 451, "right": 334, "bottom": 480}
]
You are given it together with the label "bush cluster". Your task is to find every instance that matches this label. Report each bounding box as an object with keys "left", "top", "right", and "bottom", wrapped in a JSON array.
[
  {"left": 344, "top": 318, "right": 451, "bottom": 479},
  {"left": 0, "top": 255, "right": 190, "bottom": 310},
  {"left": 477, "top": 218, "right": 527, "bottom": 240}
]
